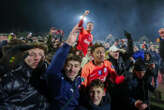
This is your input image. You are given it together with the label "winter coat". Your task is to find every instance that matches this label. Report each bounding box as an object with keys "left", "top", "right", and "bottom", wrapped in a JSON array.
[
  {"left": 128, "top": 75, "right": 151, "bottom": 110},
  {"left": 46, "top": 43, "right": 81, "bottom": 110},
  {"left": 0, "top": 40, "right": 8, "bottom": 58},
  {"left": 133, "top": 50, "right": 145, "bottom": 60},
  {"left": 160, "top": 39, "right": 164, "bottom": 59},
  {"left": 0, "top": 62, "right": 49, "bottom": 110},
  {"left": 107, "top": 45, "right": 133, "bottom": 110}
]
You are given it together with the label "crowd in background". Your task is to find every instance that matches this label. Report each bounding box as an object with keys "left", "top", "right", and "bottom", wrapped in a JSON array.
[{"left": 0, "top": 11, "right": 164, "bottom": 110}]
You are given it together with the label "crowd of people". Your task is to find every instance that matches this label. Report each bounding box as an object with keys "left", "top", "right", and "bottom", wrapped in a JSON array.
[{"left": 0, "top": 10, "right": 164, "bottom": 110}]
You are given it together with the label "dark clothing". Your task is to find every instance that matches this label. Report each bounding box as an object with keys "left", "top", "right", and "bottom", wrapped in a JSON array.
[
  {"left": 107, "top": 76, "right": 130, "bottom": 110},
  {"left": 128, "top": 75, "right": 151, "bottom": 110},
  {"left": 108, "top": 56, "right": 127, "bottom": 76},
  {"left": 106, "top": 35, "right": 133, "bottom": 110},
  {"left": 46, "top": 43, "right": 81, "bottom": 110},
  {"left": 159, "top": 59, "right": 164, "bottom": 73},
  {"left": 149, "top": 50, "right": 160, "bottom": 65},
  {"left": 149, "top": 50, "right": 160, "bottom": 80},
  {"left": 144, "top": 59, "right": 158, "bottom": 91},
  {"left": 0, "top": 62, "right": 49, "bottom": 110},
  {"left": 106, "top": 57, "right": 131, "bottom": 110},
  {"left": 0, "top": 44, "right": 35, "bottom": 77},
  {"left": 76, "top": 95, "right": 111, "bottom": 110},
  {"left": 160, "top": 39, "right": 164, "bottom": 59},
  {"left": 0, "top": 40, "right": 8, "bottom": 58},
  {"left": 107, "top": 32, "right": 134, "bottom": 76}
]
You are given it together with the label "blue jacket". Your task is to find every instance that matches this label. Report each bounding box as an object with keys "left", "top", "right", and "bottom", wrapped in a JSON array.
[
  {"left": 133, "top": 50, "right": 145, "bottom": 60},
  {"left": 46, "top": 43, "right": 81, "bottom": 110}
]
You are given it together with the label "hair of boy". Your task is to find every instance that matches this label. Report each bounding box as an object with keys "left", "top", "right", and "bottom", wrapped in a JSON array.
[
  {"left": 29, "top": 42, "right": 48, "bottom": 54},
  {"left": 63, "top": 53, "right": 82, "bottom": 75},
  {"left": 87, "top": 21, "right": 94, "bottom": 25},
  {"left": 88, "top": 79, "right": 105, "bottom": 91},
  {"left": 69, "top": 47, "right": 84, "bottom": 58},
  {"left": 91, "top": 43, "right": 105, "bottom": 54},
  {"left": 65, "top": 53, "right": 82, "bottom": 64}
]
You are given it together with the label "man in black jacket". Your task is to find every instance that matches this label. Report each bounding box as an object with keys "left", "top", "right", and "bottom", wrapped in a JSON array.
[
  {"left": 128, "top": 59, "right": 151, "bottom": 110},
  {"left": 0, "top": 42, "right": 49, "bottom": 110},
  {"left": 159, "top": 28, "right": 164, "bottom": 59},
  {"left": 106, "top": 31, "right": 134, "bottom": 110}
]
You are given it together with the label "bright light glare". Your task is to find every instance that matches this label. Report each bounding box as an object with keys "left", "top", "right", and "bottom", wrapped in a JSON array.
[{"left": 80, "top": 16, "right": 87, "bottom": 21}]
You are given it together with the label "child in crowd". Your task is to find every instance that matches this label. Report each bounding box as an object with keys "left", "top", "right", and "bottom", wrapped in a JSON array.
[{"left": 77, "top": 79, "right": 111, "bottom": 110}]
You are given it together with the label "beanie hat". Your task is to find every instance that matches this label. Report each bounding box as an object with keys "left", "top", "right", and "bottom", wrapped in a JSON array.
[{"left": 134, "top": 58, "right": 146, "bottom": 71}]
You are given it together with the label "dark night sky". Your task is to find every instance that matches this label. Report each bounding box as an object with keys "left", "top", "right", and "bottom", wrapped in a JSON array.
[{"left": 0, "top": 0, "right": 164, "bottom": 41}]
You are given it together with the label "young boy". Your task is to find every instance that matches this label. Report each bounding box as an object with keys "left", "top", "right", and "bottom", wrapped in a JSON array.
[
  {"left": 46, "top": 24, "right": 82, "bottom": 110},
  {"left": 77, "top": 79, "right": 111, "bottom": 110},
  {"left": 76, "top": 10, "right": 94, "bottom": 56}
]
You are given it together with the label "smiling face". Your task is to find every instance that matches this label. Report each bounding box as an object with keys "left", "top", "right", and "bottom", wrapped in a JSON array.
[
  {"left": 24, "top": 48, "right": 45, "bottom": 69},
  {"left": 64, "top": 60, "right": 81, "bottom": 81},
  {"left": 110, "top": 51, "right": 120, "bottom": 60},
  {"left": 86, "top": 22, "right": 94, "bottom": 32},
  {"left": 92, "top": 47, "right": 105, "bottom": 65},
  {"left": 89, "top": 86, "right": 105, "bottom": 106}
]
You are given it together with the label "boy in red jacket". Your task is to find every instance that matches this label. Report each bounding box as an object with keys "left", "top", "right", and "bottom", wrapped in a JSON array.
[{"left": 76, "top": 10, "right": 94, "bottom": 56}]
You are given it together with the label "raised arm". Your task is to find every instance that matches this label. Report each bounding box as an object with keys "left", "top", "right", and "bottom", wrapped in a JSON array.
[
  {"left": 78, "top": 10, "right": 90, "bottom": 27},
  {"left": 46, "top": 24, "right": 81, "bottom": 75}
]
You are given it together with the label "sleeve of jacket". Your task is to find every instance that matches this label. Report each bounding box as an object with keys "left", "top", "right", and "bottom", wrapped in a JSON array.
[
  {"left": 128, "top": 81, "right": 137, "bottom": 108},
  {"left": 78, "top": 19, "right": 84, "bottom": 32},
  {"left": 160, "top": 39, "right": 164, "bottom": 59},
  {"left": 81, "top": 63, "right": 90, "bottom": 87},
  {"left": 46, "top": 43, "right": 71, "bottom": 75},
  {"left": 0, "top": 73, "right": 16, "bottom": 104},
  {"left": 106, "top": 61, "right": 125, "bottom": 84},
  {"left": 127, "top": 35, "right": 134, "bottom": 57},
  {"left": 124, "top": 33, "right": 134, "bottom": 58},
  {"left": 78, "top": 19, "right": 84, "bottom": 27}
]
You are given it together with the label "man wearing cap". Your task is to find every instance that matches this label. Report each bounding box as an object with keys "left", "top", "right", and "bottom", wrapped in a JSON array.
[
  {"left": 128, "top": 59, "right": 151, "bottom": 110},
  {"left": 106, "top": 45, "right": 134, "bottom": 110},
  {"left": 106, "top": 32, "right": 134, "bottom": 110},
  {"left": 106, "top": 31, "right": 134, "bottom": 76}
]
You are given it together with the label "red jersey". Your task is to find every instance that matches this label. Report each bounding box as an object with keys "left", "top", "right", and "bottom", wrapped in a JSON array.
[
  {"left": 76, "top": 19, "right": 93, "bottom": 56},
  {"left": 81, "top": 60, "right": 125, "bottom": 87}
]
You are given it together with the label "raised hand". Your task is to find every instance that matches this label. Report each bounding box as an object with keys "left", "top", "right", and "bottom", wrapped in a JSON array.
[
  {"left": 138, "top": 103, "right": 148, "bottom": 110},
  {"left": 84, "top": 10, "right": 90, "bottom": 16},
  {"left": 135, "top": 100, "right": 143, "bottom": 108},
  {"left": 66, "top": 24, "right": 82, "bottom": 46},
  {"left": 124, "top": 30, "right": 131, "bottom": 39},
  {"left": 81, "top": 10, "right": 90, "bottom": 19}
]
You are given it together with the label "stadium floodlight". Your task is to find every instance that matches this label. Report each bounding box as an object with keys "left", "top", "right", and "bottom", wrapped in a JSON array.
[{"left": 79, "top": 16, "right": 87, "bottom": 21}]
